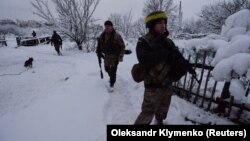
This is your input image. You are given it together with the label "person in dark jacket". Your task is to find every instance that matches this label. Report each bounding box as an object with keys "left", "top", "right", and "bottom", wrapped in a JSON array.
[
  {"left": 96, "top": 20, "right": 125, "bottom": 92},
  {"left": 51, "top": 31, "right": 62, "bottom": 56},
  {"left": 134, "top": 11, "right": 175, "bottom": 125},
  {"left": 32, "top": 30, "right": 36, "bottom": 38}
]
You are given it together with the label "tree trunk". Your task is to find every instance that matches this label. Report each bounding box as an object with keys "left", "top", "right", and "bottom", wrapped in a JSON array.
[
  {"left": 78, "top": 45, "right": 82, "bottom": 50},
  {"left": 76, "top": 40, "right": 82, "bottom": 50}
]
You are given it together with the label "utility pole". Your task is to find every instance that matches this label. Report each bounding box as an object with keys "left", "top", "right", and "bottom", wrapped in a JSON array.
[{"left": 178, "top": 1, "right": 183, "bottom": 33}]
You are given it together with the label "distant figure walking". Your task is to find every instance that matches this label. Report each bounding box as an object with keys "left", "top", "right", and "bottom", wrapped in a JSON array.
[
  {"left": 32, "top": 30, "right": 36, "bottom": 38},
  {"left": 51, "top": 31, "right": 62, "bottom": 56},
  {"left": 96, "top": 20, "right": 125, "bottom": 92},
  {"left": 16, "top": 37, "right": 21, "bottom": 46}
]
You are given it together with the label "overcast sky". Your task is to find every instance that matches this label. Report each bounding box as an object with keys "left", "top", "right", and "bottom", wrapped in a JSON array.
[{"left": 0, "top": 0, "right": 221, "bottom": 22}]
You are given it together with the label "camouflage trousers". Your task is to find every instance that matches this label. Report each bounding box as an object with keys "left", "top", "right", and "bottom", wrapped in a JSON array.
[
  {"left": 134, "top": 86, "right": 172, "bottom": 125},
  {"left": 104, "top": 55, "right": 119, "bottom": 87},
  {"left": 54, "top": 44, "right": 62, "bottom": 55}
]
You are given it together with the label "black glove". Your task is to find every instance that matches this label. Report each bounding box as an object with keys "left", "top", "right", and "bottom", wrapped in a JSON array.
[
  {"left": 164, "top": 77, "right": 172, "bottom": 86},
  {"left": 188, "top": 67, "right": 196, "bottom": 77}
]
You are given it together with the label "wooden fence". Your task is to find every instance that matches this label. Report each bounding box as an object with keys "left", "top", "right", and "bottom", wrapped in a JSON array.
[
  {"left": 172, "top": 50, "right": 250, "bottom": 124},
  {"left": 0, "top": 34, "right": 7, "bottom": 46},
  {"left": 16, "top": 36, "right": 51, "bottom": 47}
]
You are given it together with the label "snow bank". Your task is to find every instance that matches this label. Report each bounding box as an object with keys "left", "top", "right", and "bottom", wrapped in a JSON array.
[
  {"left": 212, "top": 53, "right": 250, "bottom": 81},
  {"left": 212, "top": 35, "right": 250, "bottom": 66},
  {"left": 211, "top": 9, "right": 250, "bottom": 80},
  {"left": 221, "top": 9, "right": 250, "bottom": 41},
  {"left": 176, "top": 35, "right": 228, "bottom": 53},
  {"left": 212, "top": 9, "right": 250, "bottom": 65}
]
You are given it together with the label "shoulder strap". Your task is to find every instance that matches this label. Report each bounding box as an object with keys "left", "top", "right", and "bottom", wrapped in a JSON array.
[
  {"left": 138, "top": 35, "right": 152, "bottom": 50},
  {"left": 139, "top": 35, "right": 169, "bottom": 79}
]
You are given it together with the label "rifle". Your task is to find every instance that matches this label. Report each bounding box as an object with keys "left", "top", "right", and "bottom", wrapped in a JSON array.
[
  {"left": 171, "top": 46, "right": 200, "bottom": 84},
  {"left": 97, "top": 38, "right": 104, "bottom": 79},
  {"left": 185, "top": 61, "right": 200, "bottom": 84}
]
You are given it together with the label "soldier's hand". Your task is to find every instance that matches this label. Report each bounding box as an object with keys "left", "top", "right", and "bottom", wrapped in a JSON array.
[
  {"left": 189, "top": 68, "right": 197, "bottom": 77},
  {"left": 165, "top": 78, "right": 172, "bottom": 86},
  {"left": 119, "top": 55, "right": 123, "bottom": 62}
]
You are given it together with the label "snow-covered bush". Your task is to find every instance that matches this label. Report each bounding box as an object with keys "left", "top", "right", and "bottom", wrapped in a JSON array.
[
  {"left": 212, "top": 53, "right": 250, "bottom": 81},
  {"left": 212, "top": 9, "right": 250, "bottom": 73},
  {"left": 176, "top": 9, "right": 250, "bottom": 104},
  {"left": 211, "top": 10, "right": 250, "bottom": 102}
]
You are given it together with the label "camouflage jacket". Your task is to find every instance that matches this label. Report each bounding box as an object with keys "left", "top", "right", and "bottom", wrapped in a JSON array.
[
  {"left": 97, "top": 30, "right": 125, "bottom": 59},
  {"left": 136, "top": 32, "right": 176, "bottom": 88},
  {"left": 51, "top": 33, "right": 62, "bottom": 45}
]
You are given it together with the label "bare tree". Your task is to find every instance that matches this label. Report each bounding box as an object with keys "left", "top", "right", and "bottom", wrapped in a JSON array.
[
  {"left": 199, "top": 0, "right": 250, "bottom": 33},
  {"left": 108, "top": 11, "right": 133, "bottom": 39},
  {"left": 143, "top": 0, "right": 178, "bottom": 36},
  {"left": 31, "top": 0, "right": 56, "bottom": 24},
  {"left": 86, "top": 23, "right": 102, "bottom": 52},
  {"left": 108, "top": 13, "right": 122, "bottom": 30},
  {"left": 143, "top": 0, "right": 177, "bottom": 16},
  {"left": 181, "top": 18, "right": 208, "bottom": 35},
  {"left": 31, "top": 0, "right": 100, "bottom": 50},
  {"left": 222, "top": 0, "right": 250, "bottom": 13},
  {"left": 121, "top": 10, "right": 133, "bottom": 39},
  {"left": 133, "top": 18, "right": 147, "bottom": 37}
]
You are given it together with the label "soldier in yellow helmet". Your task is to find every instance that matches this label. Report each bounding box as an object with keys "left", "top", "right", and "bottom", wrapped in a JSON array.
[
  {"left": 134, "top": 11, "right": 173, "bottom": 125},
  {"left": 134, "top": 11, "right": 196, "bottom": 125}
]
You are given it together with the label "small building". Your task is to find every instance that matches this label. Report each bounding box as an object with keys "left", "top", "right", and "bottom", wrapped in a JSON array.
[{"left": 17, "top": 36, "right": 51, "bottom": 47}]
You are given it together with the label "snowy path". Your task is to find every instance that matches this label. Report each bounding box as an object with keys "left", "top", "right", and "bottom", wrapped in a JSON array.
[
  {"left": 103, "top": 74, "right": 139, "bottom": 124},
  {"left": 0, "top": 43, "right": 233, "bottom": 141},
  {"left": 0, "top": 46, "right": 109, "bottom": 141}
]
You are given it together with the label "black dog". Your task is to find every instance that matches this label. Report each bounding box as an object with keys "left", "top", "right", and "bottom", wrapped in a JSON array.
[
  {"left": 124, "top": 49, "right": 132, "bottom": 55},
  {"left": 24, "top": 57, "right": 34, "bottom": 68}
]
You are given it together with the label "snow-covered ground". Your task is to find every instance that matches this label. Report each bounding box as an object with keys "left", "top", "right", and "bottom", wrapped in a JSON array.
[{"left": 0, "top": 37, "right": 234, "bottom": 141}]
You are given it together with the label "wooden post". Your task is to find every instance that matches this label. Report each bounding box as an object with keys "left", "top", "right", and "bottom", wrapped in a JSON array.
[
  {"left": 225, "top": 96, "right": 234, "bottom": 117},
  {"left": 187, "top": 54, "right": 199, "bottom": 101},
  {"left": 245, "top": 81, "right": 250, "bottom": 97},
  {"left": 235, "top": 103, "right": 245, "bottom": 123},
  {"left": 200, "top": 52, "right": 216, "bottom": 107},
  {"left": 200, "top": 69, "right": 212, "bottom": 108},
  {"left": 207, "top": 81, "right": 218, "bottom": 111},
  {"left": 214, "top": 82, "right": 231, "bottom": 113},
  {"left": 176, "top": 48, "right": 186, "bottom": 88},
  {"left": 183, "top": 56, "right": 191, "bottom": 90},
  {"left": 193, "top": 51, "right": 207, "bottom": 104}
]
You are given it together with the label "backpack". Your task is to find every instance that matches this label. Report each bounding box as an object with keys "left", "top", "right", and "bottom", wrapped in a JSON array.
[
  {"left": 131, "top": 36, "right": 194, "bottom": 83},
  {"left": 131, "top": 63, "right": 146, "bottom": 83}
]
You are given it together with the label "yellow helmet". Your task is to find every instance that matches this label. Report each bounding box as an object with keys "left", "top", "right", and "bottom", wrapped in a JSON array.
[{"left": 145, "top": 11, "right": 167, "bottom": 28}]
